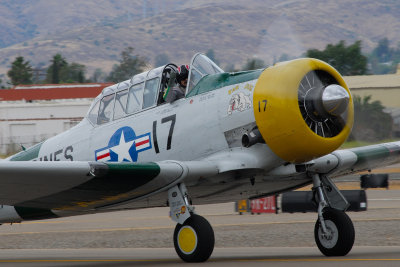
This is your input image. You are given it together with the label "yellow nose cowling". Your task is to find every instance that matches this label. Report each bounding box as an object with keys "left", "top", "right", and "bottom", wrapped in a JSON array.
[{"left": 253, "top": 58, "right": 354, "bottom": 163}]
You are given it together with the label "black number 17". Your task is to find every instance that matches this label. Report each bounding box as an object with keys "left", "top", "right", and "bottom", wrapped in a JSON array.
[
  {"left": 153, "top": 114, "right": 176, "bottom": 154},
  {"left": 258, "top": 100, "right": 267, "bottom": 112}
]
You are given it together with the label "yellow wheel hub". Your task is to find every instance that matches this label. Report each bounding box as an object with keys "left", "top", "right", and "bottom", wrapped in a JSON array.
[{"left": 178, "top": 226, "right": 198, "bottom": 254}]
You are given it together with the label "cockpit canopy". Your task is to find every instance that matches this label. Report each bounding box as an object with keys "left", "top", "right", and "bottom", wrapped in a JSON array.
[{"left": 87, "top": 53, "right": 223, "bottom": 126}]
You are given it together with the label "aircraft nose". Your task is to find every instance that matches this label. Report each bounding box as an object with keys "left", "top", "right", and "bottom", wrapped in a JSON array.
[
  {"left": 252, "top": 58, "right": 354, "bottom": 163},
  {"left": 321, "top": 84, "right": 350, "bottom": 116},
  {"left": 304, "top": 84, "right": 350, "bottom": 119}
]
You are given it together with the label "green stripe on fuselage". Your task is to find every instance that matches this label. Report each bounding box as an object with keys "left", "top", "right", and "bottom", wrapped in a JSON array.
[
  {"left": 351, "top": 145, "right": 390, "bottom": 166},
  {"left": 106, "top": 162, "right": 161, "bottom": 178}
]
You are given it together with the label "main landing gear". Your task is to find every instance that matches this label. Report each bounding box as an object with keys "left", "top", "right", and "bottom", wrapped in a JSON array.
[
  {"left": 168, "top": 184, "right": 215, "bottom": 262},
  {"left": 167, "top": 175, "right": 354, "bottom": 261},
  {"left": 312, "top": 173, "right": 355, "bottom": 256}
]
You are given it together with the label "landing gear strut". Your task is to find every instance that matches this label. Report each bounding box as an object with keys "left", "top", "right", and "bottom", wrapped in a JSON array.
[
  {"left": 168, "top": 184, "right": 215, "bottom": 262},
  {"left": 312, "top": 173, "right": 355, "bottom": 256}
]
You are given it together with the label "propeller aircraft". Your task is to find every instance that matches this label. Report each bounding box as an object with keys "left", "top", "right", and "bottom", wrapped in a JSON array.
[{"left": 1, "top": 53, "right": 400, "bottom": 262}]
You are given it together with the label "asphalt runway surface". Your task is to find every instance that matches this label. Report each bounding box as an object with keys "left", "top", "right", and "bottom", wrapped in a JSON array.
[{"left": 1, "top": 177, "right": 400, "bottom": 266}]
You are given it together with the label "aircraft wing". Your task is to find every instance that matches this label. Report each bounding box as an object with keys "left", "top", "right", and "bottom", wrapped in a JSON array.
[
  {"left": 0, "top": 160, "right": 219, "bottom": 209},
  {"left": 294, "top": 141, "right": 400, "bottom": 176},
  {"left": 1, "top": 141, "right": 399, "bottom": 210},
  {"left": 0, "top": 145, "right": 276, "bottom": 210}
]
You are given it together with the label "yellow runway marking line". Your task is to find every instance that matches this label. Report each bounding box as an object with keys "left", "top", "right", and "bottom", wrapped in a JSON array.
[
  {"left": 0, "top": 259, "right": 175, "bottom": 263},
  {"left": 21, "top": 221, "right": 69, "bottom": 225},
  {"left": 237, "top": 258, "right": 400, "bottom": 262},
  {"left": 1, "top": 258, "right": 400, "bottom": 263},
  {"left": 19, "top": 217, "right": 170, "bottom": 225},
  {"left": 2, "top": 218, "right": 400, "bottom": 236},
  {"left": 18, "top": 214, "right": 232, "bottom": 226},
  {"left": 0, "top": 226, "right": 174, "bottom": 236},
  {"left": 300, "top": 181, "right": 400, "bottom": 190},
  {"left": 0, "top": 221, "right": 317, "bottom": 236},
  {"left": 359, "top": 168, "right": 400, "bottom": 174}
]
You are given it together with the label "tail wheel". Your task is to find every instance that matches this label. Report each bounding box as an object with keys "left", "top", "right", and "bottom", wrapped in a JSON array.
[
  {"left": 173, "top": 214, "right": 214, "bottom": 262},
  {"left": 314, "top": 208, "right": 355, "bottom": 256}
]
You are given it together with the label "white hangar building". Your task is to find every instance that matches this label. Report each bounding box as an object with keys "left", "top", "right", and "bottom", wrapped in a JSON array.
[{"left": 0, "top": 83, "right": 112, "bottom": 155}]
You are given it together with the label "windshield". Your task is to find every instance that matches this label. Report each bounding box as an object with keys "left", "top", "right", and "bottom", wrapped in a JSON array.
[{"left": 187, "top": 53, "right": 223, "bottom": 94}]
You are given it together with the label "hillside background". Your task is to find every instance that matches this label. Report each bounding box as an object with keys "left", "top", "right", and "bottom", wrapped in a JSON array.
[{"left": 0, "top": 0, "right": 399, "bottom": 80}]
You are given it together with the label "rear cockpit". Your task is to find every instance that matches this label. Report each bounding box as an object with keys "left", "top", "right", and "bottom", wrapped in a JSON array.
[{"left": 86, "top": 53, "right": 223, "bottom": 126}]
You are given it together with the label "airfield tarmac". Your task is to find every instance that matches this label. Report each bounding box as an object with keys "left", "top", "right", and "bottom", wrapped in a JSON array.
[{"left": 1, "top": 175, "right": 400, "bottom": 266}]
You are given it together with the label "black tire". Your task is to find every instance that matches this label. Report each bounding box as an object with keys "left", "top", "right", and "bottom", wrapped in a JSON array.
[
  {"left": 173, "top": 214, "right": 215, "bottom": 262},
  {"left": 314, "top": 208, "right": 355, "bottom": 256}
]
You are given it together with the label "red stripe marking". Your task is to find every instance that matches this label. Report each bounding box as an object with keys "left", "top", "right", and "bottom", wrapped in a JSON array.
[
  {"left": 136, "top": 139, "right": 149, "bottom": 147},
  {"left": 97, "top": 152, "right": 110, "bottom": 160}
]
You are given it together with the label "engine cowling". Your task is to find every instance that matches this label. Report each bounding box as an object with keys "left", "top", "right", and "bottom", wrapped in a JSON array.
[{"left": 253, "top": 58, "right": 354, "bottom": 163}]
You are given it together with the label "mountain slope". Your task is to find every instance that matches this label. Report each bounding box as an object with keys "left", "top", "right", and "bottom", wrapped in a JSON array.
[{"left": 0, "top": 0, "right": 399, "bottom": 78}]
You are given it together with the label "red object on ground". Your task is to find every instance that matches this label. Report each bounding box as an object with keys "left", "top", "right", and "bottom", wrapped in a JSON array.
[{"left": 250, "top": 196, "right": 277, "bottom": 214}]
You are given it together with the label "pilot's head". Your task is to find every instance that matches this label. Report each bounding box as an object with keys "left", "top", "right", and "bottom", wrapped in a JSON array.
[{"left": 176, "top": 65, "right": 189, "bottom": 87}]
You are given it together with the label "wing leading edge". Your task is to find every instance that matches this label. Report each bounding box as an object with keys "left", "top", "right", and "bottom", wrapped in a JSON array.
[
  {"left": 0, "top": 160, "right": 218, "bottom": 210},
  {"left": 332, "top": 141, "right": 400, "bottom": 175},
  {"left": 292, "top": 141, "right": 400, "bottom": 177}
]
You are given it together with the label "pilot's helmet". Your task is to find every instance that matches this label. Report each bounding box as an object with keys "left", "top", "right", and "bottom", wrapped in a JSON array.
[{"left": 176, "top": 64, "right": 189, "bottom": 84}]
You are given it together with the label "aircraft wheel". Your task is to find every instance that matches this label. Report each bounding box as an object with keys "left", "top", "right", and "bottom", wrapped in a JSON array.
[
  {"left": 314, "top": 208, "right": 355, "bottom": 256},
  {"left": 173, "top": 214, "right": 214, "bottom": 262}
]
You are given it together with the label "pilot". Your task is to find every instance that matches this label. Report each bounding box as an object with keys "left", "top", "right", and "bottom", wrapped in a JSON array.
[{"left": 165, "top": 65, "right": 189, "bottom": 103}]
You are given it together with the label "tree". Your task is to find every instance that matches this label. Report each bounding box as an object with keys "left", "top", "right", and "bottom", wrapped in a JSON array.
[
  {"left": 306, "top": 40, "right": 367, "bottom": 75},
  {"left": 369, "top": 38, "right": 400, "bottom": 74},
  {"left": 224, "top": 63, "right": 238, "bottom": 72},
  {"left": 67, "top": 63, "right": 86, "bottom": 83},
  {"left": 0, "top": 78, "right": 6, "bottom": 89},
  {"left": 206, "top": 49, "right": 219, "bottom": 65},
  {"left": 278, "top": 54, "right": 290, "bottom": 62},
  {"left": 349, "top": 95, "right": 393, "bottom": 142},
  {"left": 46, "top": 54, "right": 67, "bottom": 84},
  {"left": 154, "top": 53, "right": 170, "bottom": 67},
  {"left": 371, "top": 38, "right": 391, "bottom": 63},
  {"left": 90, "top": 68, "right": 107, "bottom": 83},
  {"left": 107, "top": 47, "right": 148, "bottom": 82},
  {"left": 7, "top": 56, "right": 33, "bottom": 85},
  {"left": 242, "top": 58, "right": 266, "bottom": 71},
  {"left": 46, "top": 54, "right": 87, "bottom": 83}
]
